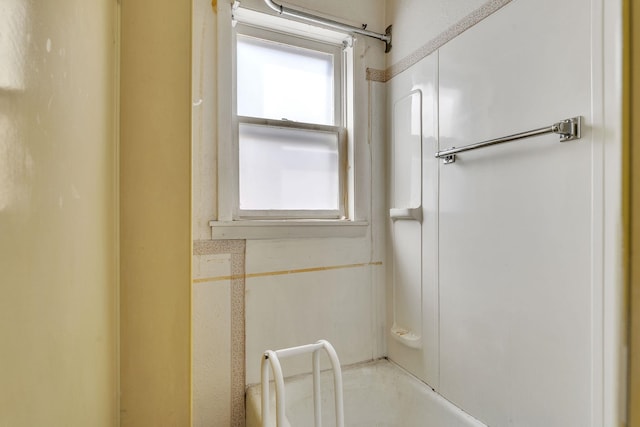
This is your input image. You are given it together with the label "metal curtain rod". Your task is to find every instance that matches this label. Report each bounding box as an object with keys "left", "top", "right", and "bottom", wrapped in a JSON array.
[
  {"left": 263, "top": 0, "right": 392, "bottom": 52},
  {"left": 434, "top": 116, "right": 582, "bottom": 164}
]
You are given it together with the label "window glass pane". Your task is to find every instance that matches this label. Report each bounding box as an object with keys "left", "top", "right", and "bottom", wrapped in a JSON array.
[
  {"left": 239, "top": 123, "right": 339, "bottom": 211},
  {"left": 237, "top": 36, "right": 334, "bottom": 125}
]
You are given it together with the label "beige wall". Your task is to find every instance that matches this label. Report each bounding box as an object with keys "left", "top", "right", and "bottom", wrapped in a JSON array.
[
  {"left": 0, "top": 0, "right": 118, "bottom": 425},
  {"left": 120, "top": 0, "right": 192, "bottom": 425}
]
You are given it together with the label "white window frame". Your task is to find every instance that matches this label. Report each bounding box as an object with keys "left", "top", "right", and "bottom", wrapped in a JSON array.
[
  {"left": 211, "top": 4, "right": 369, "bottom": 239},
  {"left": 234, "top": 24, "right": 346, "bottom": 220}
]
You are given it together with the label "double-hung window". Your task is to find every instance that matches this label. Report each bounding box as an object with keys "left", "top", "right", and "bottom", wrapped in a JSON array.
[
  {"left": 234, "top": 20, "right": 347, "bottom": 220},
  {"left": 236, "top": 27, "right": 346, "bottom": 219},
  {"left": 212, "top": 5, "right": 371, "bottom": 239}
]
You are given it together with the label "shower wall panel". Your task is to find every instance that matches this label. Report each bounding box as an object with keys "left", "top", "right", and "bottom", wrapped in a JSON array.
[
  {"left": 386, "top": 53, "right": 439, "bottom": 388},
  {"left": 390, "top": 90, "right": 423, "bottom": 349},
  {"left": 437, "top": 0, "right": 594, "bottom": 425}
]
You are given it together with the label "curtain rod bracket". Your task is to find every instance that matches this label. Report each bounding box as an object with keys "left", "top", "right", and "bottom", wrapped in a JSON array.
[{"left": 384, "top": 25, "right": 393, "bottom": 53}]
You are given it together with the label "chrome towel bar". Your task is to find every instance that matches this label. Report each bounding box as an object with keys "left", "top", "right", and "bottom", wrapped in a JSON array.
[{"left": 435, "top": 116, "right": 582, "bottom": 164}]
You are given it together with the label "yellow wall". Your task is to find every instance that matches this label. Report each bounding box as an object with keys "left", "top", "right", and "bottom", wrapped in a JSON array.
[
  {"left": 119, "top": 0, "right": 192, "bottom": 425},
  {"left": 0, "top": 0, "right": 118, "bottom": 425},
  {"left": 630, "top": 0, "right": 640, "bottom": 424}
]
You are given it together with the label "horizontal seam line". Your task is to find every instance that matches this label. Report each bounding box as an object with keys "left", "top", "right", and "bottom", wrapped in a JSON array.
[{"left": 193, "top": 261, "right": 383, "bottom": 283}]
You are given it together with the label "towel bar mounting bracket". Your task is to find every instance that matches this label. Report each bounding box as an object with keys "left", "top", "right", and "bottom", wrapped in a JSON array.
[{"left": 554, "top": 116, "right": 581, "bottom": 142}]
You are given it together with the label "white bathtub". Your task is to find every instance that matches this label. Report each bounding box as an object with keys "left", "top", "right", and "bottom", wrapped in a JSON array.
[{"left": 246, "top": 359, "right": 486, "bottom": 427}]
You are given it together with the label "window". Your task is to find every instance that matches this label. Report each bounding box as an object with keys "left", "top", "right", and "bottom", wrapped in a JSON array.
[
  {"left": 234, "top": 24, "right": 346, "bottom": 219},
  {"left": 212, "top": 5, "right": 370, "bottom": 239}
]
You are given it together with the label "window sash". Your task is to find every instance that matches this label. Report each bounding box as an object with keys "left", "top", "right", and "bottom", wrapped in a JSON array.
[
  {"left": 235, "top": 116, "right": 346, "bottom": 219},
  {"left": 234, "top": 24, "right": 343, "bottom": 127},
  {"left": 236, "top": 35, "right": 336, "bottom": 126}
]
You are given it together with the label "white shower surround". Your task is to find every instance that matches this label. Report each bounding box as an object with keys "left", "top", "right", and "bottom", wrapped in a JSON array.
[{"left": 385, "top": 0, "right": 625, "bottom": 425}]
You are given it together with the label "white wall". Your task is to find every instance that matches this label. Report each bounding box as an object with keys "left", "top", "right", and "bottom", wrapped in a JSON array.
[
  {"left": 192, "top": 1, "right": 387, "bottom": 425},
  {"left": 386, "top": 0, "right": 624, "bottom": 426},
  {"left": 385, "top": 0, "right": 486, "bottom": 66},
  {"left": 0, "top": 0, "right": 118, "bottom": 425}
]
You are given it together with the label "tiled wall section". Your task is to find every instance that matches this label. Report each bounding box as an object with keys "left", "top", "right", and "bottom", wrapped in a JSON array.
[
  {"left": 244, "top": 237, "right": 381, "bottom": 385},
  {"left": 193, "top": 240, "right": 246, "bottom": 427},
  {"left": 192, "top": 238, "right": 383, "bottom": 426}
]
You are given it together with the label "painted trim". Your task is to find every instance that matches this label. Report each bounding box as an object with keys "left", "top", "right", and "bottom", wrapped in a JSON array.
[
  {"left": 114, "top": 0, "right": 122, "bottom": 424},
  {"left": 210, "top": 220, "right": 368, "bottom": 240},
  {"left": 598, "top": 0, "right": 629, "bottom": 423},
  {"left": 628, "top": 0, "right": 640, "bottom": 423},
  {"left": 366, "top": 0, "right": 512, "bottom": 82}
]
